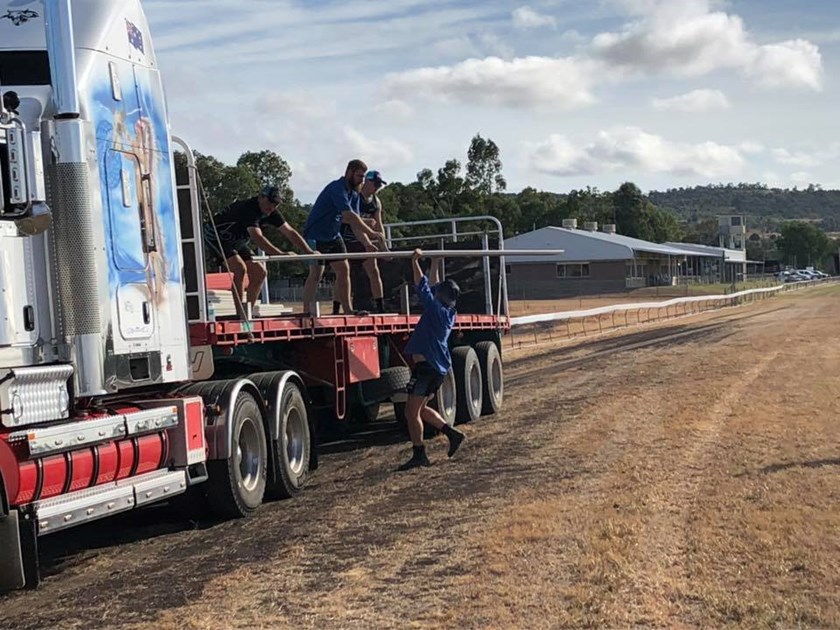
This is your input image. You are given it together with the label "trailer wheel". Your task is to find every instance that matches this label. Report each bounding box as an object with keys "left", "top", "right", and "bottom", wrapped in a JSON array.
[
  {"left": 475, "top": 341, "right": 504, "bottom": 415},
  {"left": 430, "top": 367, "right": 457, "bottom": 428},
  {"left": 269, "top": 382, "right": 312, "bottom": 499},
  {"left": 206, "top": 391, "right": 267, "bottom": 518},
  {"left": 452, "top": 346, "right": 483, "bottom": 424},
  {"left": 361, "top": 366, "right": 412, "bottom": 403}
]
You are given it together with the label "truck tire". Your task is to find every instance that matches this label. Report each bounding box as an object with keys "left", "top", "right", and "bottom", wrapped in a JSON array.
[
  {"left": 205, "top": 391, "right": 267, "bottom": 518},
  {"left": 360, "top": 366, "right": 412, "bottom": 403},
  {"left": 430, "top": 367, "right": 457, "bottom": 428},
  {"left": 269, "top": 382, "right": 311, "bottom": 499},
  {"left": 452, "top": 346, "right": 483, "bottom": 424},
  {"left": 475, "top": 341, "right": 504, "bottom": 415}
]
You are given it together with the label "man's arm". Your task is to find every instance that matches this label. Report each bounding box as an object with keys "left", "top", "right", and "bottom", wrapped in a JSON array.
[
  {"left": 342, "top": 210, "right": 382, "bottom": 241},
  {"left": 247, "top": 226, "right": 291, "bottom": 257},
  {"left": 278, "top": 222, "right": 316, "bottom": 254},
  {"left": 372, "top": 198, "right": 389, "bottom": 251},
  {"left": 411, "top": 248, "right": 424, "bottom": 286},
  {"left": 412, "top": 249, "right": 438, "bottom": 310}
]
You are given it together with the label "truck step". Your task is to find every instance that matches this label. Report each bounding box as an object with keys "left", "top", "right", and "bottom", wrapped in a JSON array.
[{"left": 35, "top": 469, "right": 187, "bottom": 535}]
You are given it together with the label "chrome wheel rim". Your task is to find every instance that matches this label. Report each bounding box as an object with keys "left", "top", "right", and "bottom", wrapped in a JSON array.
[
  {"left": 491, "top": 356, "right": 503, "bottom": 402},
  {"left": 285, "top": 406, "right": 306, "bottom": 476},
  {"left": 469, "top": 362, "right": 482, "bottom": 412},
  {"left": 237, "top": 416, "right": 262, "bottom": 492}
]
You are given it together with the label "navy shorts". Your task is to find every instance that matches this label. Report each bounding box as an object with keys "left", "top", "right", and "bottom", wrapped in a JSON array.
[
  {"left": 306, "top": 236, "right": 347, "bottom": 267},
  {"left": 406, "top": 361, "right": 445, "bottom": 398},
  {"left": 204, "top": 223, "right": 253, "bottom": 262}
]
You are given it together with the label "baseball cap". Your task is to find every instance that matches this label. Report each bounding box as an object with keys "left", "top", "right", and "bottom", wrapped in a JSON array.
[
  {"left": 365, "top": 170, "right": 386, "bottom": 186},
  {"left": 260, "top": 185, "right": 283, "bottom": 204}
]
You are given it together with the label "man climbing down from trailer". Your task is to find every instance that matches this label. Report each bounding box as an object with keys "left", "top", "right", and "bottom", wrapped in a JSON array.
[
  {"left": 398, "top": 249, "right": 466, "bottom": 471},
  {"left": 205, "top": 185, "right": 314, "bottom": 319},
  {"left": 333, "top": 169, "right": 389, "bottom": 315},
  {"left": 303, "top": 160, "right": 386, "bottom": 315}
]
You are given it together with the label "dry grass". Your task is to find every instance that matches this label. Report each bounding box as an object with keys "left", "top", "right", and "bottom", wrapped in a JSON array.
[{"left": 3, "top": 286, "right": 839, "bottom": 630}]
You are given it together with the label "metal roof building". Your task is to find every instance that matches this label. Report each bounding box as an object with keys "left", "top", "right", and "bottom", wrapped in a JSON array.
[{"left": 503, "top": 223, "right": 744, "bottom": 299}]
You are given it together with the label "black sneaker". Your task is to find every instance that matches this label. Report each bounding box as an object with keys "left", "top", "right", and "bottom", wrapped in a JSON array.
[
  {"left": 353, "top": 309, "right": 370, "bottom": 317},
  {"left": 397, "top": 452, "right": 431, "bottom": 471},
  {"left": 446, "top": 429, "right": 465, "bottom": 458}
]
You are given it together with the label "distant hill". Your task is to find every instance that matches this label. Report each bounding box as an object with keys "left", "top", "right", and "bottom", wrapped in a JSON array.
[{"left": 648, "top": 184, "right": 840, "bottom": 231}]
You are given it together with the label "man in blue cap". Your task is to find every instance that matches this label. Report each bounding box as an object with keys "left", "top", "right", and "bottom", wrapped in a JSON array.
[
  {"left": 302, "top": 160, "right": 386, "bottom": 315},
  {"left": 205, "top": 185, "right": 313, "bottom": 319},
  {"left": 334, "top": 169, "right": 389, "bottom": 314},
  {"left": 398, "top": 249, "right": 466, "bottom": 471}
]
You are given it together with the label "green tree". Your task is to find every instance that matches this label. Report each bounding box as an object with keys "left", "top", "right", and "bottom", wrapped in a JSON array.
[
  {"left": 466, "top": 133, "right": 506, "bottom": 196},
  {"left": 193, "top": 152, "right": 259, "bottom": 215},
  {"left": 237, "top": 150, "right": 294, "bottom": 205},
  {"left": 776, "top": 221, "right": 833, "bottom": 267}
]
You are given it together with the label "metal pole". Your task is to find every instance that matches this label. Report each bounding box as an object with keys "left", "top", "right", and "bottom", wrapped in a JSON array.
[
  {"left": 252, "top": 249, "right": 564, "bottom": 263},
  {"left": 481, "top": 233, "right": 492, "bottom": 315}
]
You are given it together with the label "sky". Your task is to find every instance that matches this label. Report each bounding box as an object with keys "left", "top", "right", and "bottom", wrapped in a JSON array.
[{"left": 143, "top": 0, "right": 840, "bottom": 202}]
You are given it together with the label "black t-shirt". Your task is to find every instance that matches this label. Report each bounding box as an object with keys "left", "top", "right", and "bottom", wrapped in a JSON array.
[
  {"left": 214, "top": 197, "right": 286, "bottom": 242},
  {"left": 342, "top": 194, "right": 379, "bottom": 243}
]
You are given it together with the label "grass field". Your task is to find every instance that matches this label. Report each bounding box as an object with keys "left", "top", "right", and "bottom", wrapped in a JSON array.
[{"left": 2, "top": 285, "right": 838, "bottom": 629}]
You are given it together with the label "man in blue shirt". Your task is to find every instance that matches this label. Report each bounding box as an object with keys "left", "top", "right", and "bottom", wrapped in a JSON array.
[
  {"left": 302, "top": 160, "right": 385, "bottom": 315},
  {"left": 399, "top": 249, "right": 466, "bottom": 471}
]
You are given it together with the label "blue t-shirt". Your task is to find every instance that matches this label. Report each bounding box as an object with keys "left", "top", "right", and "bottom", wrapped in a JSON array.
[
  {"left": 405, "top": 276, "right": 456, "bottom": 376},
  {"left": 304, "top": 178, "right": 360, "bottom": 242}
]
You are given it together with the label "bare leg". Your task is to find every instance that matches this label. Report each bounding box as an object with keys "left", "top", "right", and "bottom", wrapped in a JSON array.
[
  {"left": 227, "top": 255, "right": 248, "bottom": 318},
  {"left": 363, "top": 258, "right": 384, "bottom": 300},
  {"left": 303, "top": 265, "right": 324, "bottom": 313},
  {"left": 420, "top": 405, "right": 447, "bottom": 430},
  {"left": 332, "top": 260, "right": 352, "bottom": 313},
  {"left": 405, "top": 394, "right": 427, "bottom": 446},
  {"left": 245, "top": 261, "right": 267, "bottom": 308}
]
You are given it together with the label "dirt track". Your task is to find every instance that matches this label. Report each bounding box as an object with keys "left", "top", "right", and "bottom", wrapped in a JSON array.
[{"left": 2, "top": 286, "right": 839, "bottom": 629}]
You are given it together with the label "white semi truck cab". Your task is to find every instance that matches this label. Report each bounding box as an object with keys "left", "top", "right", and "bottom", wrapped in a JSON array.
[{"left": 0, "top": 0, "right": 508, "bottom": 593}]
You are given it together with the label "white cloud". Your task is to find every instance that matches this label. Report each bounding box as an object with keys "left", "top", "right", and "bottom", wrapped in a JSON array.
[
  {"left": 375, "top": 99, "right": 415, "bottom": 120},
  {"left": 384, "top": 56, "right": 602, "bottom": 110},
  {"left": 771, "top": 148, "right": 821, "bottom": 168},
  {"left": 255, "top": 90, "right": 336, "bottom": 120},
  {"left": 592, "top": 0, "right": 823, "bottom": 90},
  {"left": 527, "top": 126, "right": 744, "bottom": 178},
  {"left": 512, "top": 6, "right": 557, "bottom": 30},
  {"left": 652, "top": 88, "right": 730, "bottom": 112},
  {"left": 738, "top": 141, "right": 765, "bottom": 155},
  {"left": 342, "top": 127, "right": 414, "bottom": 168}
]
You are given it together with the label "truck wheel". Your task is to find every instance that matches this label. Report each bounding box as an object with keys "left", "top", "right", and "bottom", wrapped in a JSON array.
[
  {"left": 361, "top": 366, "right": 411, "bottom": 403},
  {"left": 475, "top": 341, "right": 504, "bottom": 415},
  {"left": 430, "top": 367, "right": 457, "bottom": 428},
  {"left": 452, "top": 346, "right": 483, "bottom": 424},
  {"left": 269, "top": 382, "right": 311, "bottom": 499},
  {"left": 206, "top": 391, "right": 267, "bottom": 518}
]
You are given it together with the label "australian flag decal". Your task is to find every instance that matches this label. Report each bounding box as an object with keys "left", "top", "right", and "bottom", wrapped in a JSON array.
[{"left": 126, "top": 19, "right": 144, "bottom": 54}]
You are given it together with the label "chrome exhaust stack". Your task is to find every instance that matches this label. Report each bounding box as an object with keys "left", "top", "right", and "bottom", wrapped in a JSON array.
[{"left": 43, "top": 0, "right": 107, "bottom": 395}]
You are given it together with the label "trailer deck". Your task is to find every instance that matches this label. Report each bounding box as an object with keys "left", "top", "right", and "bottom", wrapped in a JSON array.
[{"left": 190, "top": 312, "right": 510, "bottom": 347}]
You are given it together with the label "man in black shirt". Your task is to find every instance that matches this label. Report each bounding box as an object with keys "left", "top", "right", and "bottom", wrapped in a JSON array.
[{"left": 205, "top": 185, "right": 313, "bottom": 319}]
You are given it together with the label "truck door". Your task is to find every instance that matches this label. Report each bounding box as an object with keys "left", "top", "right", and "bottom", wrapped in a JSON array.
[{"left": 105, "top": 147, "right": 159, "bottom": 345}]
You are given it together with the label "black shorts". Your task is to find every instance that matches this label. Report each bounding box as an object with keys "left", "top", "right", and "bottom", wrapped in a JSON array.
[
  {"left": 345, "top": 239, "right": 366, "bottom": 254},
  {"left": 307, "top": 236, "right": 347, "bottom": 267},
  {"left": 204, "top": 223, "right": 253, "bottom": 262},
  {"left": 406, "top": 361, "right": 446, "bottom": 398}
]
